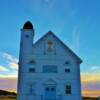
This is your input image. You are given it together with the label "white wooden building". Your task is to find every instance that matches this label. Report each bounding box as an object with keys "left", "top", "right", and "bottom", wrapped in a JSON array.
[{"left": 17, "top": 21, "right": 82, "bottom": 100}]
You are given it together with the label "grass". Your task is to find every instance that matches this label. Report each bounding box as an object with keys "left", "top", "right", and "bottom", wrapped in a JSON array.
[{"left": 0, "top": 97, "right": 16, "bottom": 100}]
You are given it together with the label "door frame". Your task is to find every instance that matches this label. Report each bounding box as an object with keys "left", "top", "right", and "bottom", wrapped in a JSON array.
[{"left": 43, "top": 79, "right": 57, "bottom": 100}]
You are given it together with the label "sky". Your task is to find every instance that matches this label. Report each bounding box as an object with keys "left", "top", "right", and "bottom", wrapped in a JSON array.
[{"left": 0, "top": 0, "right": 100, "bottom": 97}]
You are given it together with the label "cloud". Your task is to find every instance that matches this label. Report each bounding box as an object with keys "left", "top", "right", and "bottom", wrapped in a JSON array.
[
  {"left": 2, "top": 52, "right": 18, "bottom": 71},
  {"left": 0, "top": 65, "right": 9, "bottom": 72},
  {"left": 0, "top": 52, "right": 18, "bottom": 91},
  {"left": 9, "top": 62, "right": 18, "bottom": 70},
  {"left": 2, "top": 52, "right": 18, "bottom": 64},
  {"left": 72, "top": 26, "right": 80, "bottom": 53},
  {"left": 81, "top": 65, "right": 100, "bottom": 82},
  {"left": 0, "top": 77, "right": 17, "bottom": 92},
  {"left": 0, "top": 52, "right": 18, "bottom": 78},
  {"left": 0, "top": 74, "right": 17, "bottom": 78},
  {"left": 81, "top": 73, "right": 100, "bottom": 83},
  {"left": 90, "top": 65, "right": 100, "bottom": 71},
  {"left": 81, "top": 65, "right": 100, "bottom": 96},
  {"left": 82, "top": 90, "right": 100, "bottom": 97}
]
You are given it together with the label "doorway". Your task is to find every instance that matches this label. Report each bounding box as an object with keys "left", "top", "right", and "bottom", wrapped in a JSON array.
[{"left": 45, "top": 85, "right": 56, "bottom": 100}]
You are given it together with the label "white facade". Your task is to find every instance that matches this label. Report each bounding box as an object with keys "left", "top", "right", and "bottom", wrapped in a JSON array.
[{"left": 17, "top": 21, "right": 82, "bottom": 100}]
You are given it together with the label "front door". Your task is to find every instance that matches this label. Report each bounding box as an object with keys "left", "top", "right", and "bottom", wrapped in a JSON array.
[{"left": 45, "top": 85, "right": 56, "bottom": 100}]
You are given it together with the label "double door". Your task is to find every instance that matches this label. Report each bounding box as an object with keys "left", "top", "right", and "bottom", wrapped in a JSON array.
[{"left": 45, "top": 85, "right": 56, "bottom": 100}]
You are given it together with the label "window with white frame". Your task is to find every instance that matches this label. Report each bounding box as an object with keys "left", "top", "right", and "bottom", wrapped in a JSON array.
[
  {"left": 29, "top": 84, "right": 35, "bottom": 94},
  {"left": 65, "top": 68, "right": 70, "bottom": 73},
  {"left": 64, "top": 61, "right": 71, "bottom": 73},
  {"left": 29, "top": 68, "right": 35, "bottom": 72},
  {"left": 65, "top": 84, "right": 71, "bottom": 95}
]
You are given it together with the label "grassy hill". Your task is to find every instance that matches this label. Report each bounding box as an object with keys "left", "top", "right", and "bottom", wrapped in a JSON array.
[
  {"left": 0, "top": 90, "right": 16, "bottom": 100},
  {"left": 0, "top": 90, "right": 16, "bottom": 96},
  {"left": 83, "top": 97, "right": 98, "bottom": 100},
  {"left": 0, "top": 97, "right": 16, "bottom": 100}
]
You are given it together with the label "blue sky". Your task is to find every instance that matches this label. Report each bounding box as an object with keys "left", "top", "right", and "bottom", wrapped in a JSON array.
[{"left": 0, "top": 0, "right": 100, "bottom": 96}]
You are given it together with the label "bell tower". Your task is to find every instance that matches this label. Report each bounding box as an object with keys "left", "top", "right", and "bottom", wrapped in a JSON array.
[
  {"left": 20, "top": 21, "right": 34, "bottom": 55},
  {"left": 17, "top": 21, "right": 35, "bottom": 100}
]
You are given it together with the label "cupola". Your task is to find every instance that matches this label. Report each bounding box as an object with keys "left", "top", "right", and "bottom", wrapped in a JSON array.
[{"left": 23, "top": 21, "right": 33, "bottom": 29}]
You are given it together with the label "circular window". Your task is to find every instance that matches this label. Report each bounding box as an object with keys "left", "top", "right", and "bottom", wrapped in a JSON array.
[{"left": 48, "top": 40, "right": 53, "bottom": 45}]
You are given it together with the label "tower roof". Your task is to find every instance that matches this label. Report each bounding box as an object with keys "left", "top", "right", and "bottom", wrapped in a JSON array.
[{"left": 23, "top": 21, "right": 33, "bottom": 29}]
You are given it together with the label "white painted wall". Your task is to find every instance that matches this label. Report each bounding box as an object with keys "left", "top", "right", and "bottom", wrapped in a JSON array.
[{"left": 17, "top": 30, "right": 82, "bottom": 100}]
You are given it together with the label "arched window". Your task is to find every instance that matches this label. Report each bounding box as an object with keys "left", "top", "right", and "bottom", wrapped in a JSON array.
[
  {"left": 64, "top": 61, "right": 70, "bottom": 65},
  {"left": 29, "top": 60, "right": 36, "bottom": 65},
  {"left": 28, "top": 59, "right": 36, "bottom": 73},
  {"left": 64, "top": 61, "right": 71, "bottom": 73},
  {"left": 65, "top": 84, "right": 71, "bottom": 95}
]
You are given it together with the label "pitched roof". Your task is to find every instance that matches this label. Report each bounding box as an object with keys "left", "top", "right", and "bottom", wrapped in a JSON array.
[{"left": 34, "top": 31, "right": 82, "bottom": 64}]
